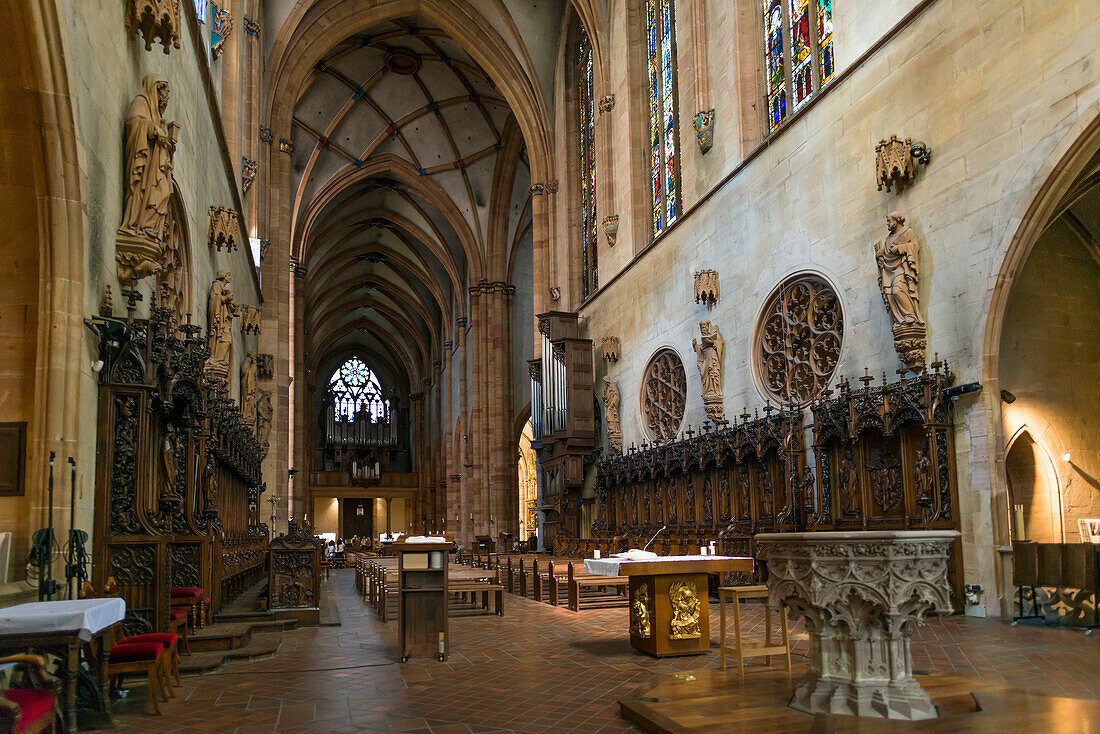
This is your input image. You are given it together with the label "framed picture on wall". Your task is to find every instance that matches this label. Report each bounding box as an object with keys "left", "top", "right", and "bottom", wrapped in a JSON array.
[
  {"left": 0, "top": 422, "right": 26, "bottom": 496},
  {"left": 1077, "top": 518, "right": 1100, "bottom": 544}
]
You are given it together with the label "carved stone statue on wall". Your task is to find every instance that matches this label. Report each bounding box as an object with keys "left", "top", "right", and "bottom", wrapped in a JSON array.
[
  {"left": 874, "top": 212, "right": 927, "bottom": 369},
  {"left": 240, "top": 351, "right": 258, "bottom": 426},
  {"left": 204, "top": 271, "right": 240, "bottom": 383},
  {"left": 692, "top": 321, "right": 724, "bottom": 424},
  {"left": 257, "top": 388, "right": 273, "bottom": 459},
  {"left": 116, "top": 75, "right": 179, "bottom": 282},
  {"left": 602, "top": 376, "right": 622, "bottom": 455}
]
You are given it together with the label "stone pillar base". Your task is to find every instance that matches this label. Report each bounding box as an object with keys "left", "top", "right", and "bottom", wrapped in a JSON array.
[{"left": 791, "top": 673, "right": 937, "bottom": 721}]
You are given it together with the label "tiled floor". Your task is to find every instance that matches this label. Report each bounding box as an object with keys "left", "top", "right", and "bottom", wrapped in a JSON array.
[{"left": 111, "top": 570, "right": 1100, "bottom": 733}]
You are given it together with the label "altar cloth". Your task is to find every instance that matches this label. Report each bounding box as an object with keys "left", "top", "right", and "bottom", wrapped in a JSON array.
[
  {"left": 584, "top": 555, "right": 750, "bottom": 577},
  {"left": 0, "top": 598, "right": 126, "bottom": 641}
]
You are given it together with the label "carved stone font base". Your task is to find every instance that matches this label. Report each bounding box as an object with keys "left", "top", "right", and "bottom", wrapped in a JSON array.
[{"left": 755, "top": 530, "right": 960, "bottom": 721}]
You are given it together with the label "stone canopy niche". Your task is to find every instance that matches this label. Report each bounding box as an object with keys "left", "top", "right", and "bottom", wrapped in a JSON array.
[{"left": 756, "top": 530, "right": 959, "bottom": 721}]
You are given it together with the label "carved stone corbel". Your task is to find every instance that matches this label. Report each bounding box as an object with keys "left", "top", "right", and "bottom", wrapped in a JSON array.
[
  {"left": 211, "top": 7, "right": 233, "bottom": 59},
  {"left": 241, "top": 306, "right": 261, "bottom": 335},
  {"left": 693, "top": 109, "right": 715, "bottom": 154},
  {"left": 875, "top": 135, "right": 931, "bottom": 192},
  {"left": 241, "top": 158, "right": 257, "bottom": 193},
  {"left": 602, "top": 215, "right": 619, "bottom": 246},
  {"left": 693, "top": 269, "right": 719, "bottom": 308},
  {"left": 601, "top": 336, "right": 620, "bottom": 363},
  {"left": 126, "top": 0, "right": 181, "bottom": 54},
  {"left": 208, "top": 207, "right": 239, "bottom": 252}
]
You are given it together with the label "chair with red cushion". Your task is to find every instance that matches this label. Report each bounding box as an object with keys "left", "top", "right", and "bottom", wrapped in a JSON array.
[
  {"left": 168, "top": 608, "right": 190, "bottom": 654},
  {"left": 107, "top": 642, "right": 166, "bottom": 715},
  {"left": 170, "top": 587, "right": 205, "bottom": 631},
  {"left": 0, "top": 655, "right": 59, "bottom": 734},
  {"left": 117, "top": 633, "right": 181, "bottom": 692}
]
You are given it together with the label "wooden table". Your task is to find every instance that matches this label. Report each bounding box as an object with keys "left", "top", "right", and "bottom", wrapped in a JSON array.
[
  {"left": 584, "top": 556, "right": 754, "bottom": 657},
  {"left": 0, "top": 598, "right": 126, "bottom": 730}
]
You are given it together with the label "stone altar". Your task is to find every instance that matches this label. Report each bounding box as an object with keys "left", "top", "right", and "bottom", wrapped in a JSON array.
[{"left": 755, "top": 530, "right": 959, "bottom": 721}]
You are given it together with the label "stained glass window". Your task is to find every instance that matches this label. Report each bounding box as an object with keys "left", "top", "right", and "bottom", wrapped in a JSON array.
[
  {"left": 329, "top": 357, "right": 388, "bottom": 423},
  {"left": 194, "top": 0, "right": 207, "bottom": 23},
  {"left": 646, "top": 0, "right": 680, "bottom": 238},
  {"left": 764, "top": 0, "right": 837, "bottom": 132},
  {"left": 577, "top": 26, "right": 597, "bottom": 298}
]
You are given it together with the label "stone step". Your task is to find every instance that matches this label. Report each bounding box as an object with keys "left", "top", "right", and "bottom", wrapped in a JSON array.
[
  {"left": 186, "top": 619, "right": 294, "bottom": 652},
  {"left": 179, "top": 632, "right": 282, "bottom": 675}
]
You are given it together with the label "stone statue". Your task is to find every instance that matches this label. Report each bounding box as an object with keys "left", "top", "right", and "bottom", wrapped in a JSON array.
[
  {"left": 257, "top": 388, "right": 273, "bottom": 459},
  {"left": 116, "top": 75, "right": 179, "bottom": 282},
  {"left": 692, "top": 321, "right": 724, "bottom": 423},
  {"left": 602, "top": 376, "right": 622, "bottom": 455},
  {"left": 240, "top": 351, "right": 257, "bottom": 425},
  {"left": 204, "top": 271, "right": 239, "bottom": 382},
  {"left": 874, "top": 212, "right": 927, "bottom": 368}
]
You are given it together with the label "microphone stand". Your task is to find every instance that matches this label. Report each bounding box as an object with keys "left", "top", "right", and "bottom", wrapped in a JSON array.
[{"left": 642, "top": 525, "right": 666, "bottom": 552}]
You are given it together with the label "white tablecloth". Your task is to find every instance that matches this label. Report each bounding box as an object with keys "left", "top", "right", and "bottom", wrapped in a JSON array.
[
  {"left": 584, "top": 555, "right": 748, "bottom": 576},
  {"left": 0, "top": 598, "right": 126, "bottom": 641}
]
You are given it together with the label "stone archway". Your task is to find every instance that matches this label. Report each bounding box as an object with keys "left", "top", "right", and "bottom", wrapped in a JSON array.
[
  {"left": 0, "top": 0, "right": 85, "bottom": 584},
  {"left": 983, "top": 114, "right": 1100, "bottom": 613},
  {"left": 1004, "top": 428, "right": 1063, "bottom": 544}
]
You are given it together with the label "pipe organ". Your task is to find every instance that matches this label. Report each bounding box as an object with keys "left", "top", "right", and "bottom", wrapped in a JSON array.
[{"left": 528, "top": 312, "right": 594, "bottom": 548}]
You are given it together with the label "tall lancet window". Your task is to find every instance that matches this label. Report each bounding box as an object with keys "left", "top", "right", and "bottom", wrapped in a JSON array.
[
  {"left": 764, "top": 0, "right": 836, "bottom": 132},
  {"left": 646, "top": 0, "right": 681, "bottom": 237},
  {"left": 578, "top": 25, "right": 597, "bottom": 298}
]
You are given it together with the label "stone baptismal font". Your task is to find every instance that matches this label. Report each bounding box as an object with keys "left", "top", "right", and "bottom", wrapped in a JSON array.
[{"left": 755, "top": 530, "right": 960, "bottom": 721}]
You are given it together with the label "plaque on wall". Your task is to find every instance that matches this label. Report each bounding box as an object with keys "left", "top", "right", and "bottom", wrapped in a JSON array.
[{"left": 0, "top": 422, "right": 26, "bottom": 496}]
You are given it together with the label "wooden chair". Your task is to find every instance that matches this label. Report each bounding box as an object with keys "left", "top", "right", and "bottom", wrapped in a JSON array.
[
  {"left": 0, "top": 654, "right": 60, "bottom": 734},
  {"left": 169, "top": 587, "right": 206, "bottom": 631},
  {"left": 116, "top": 633, "right": 182, "bottom": 692},
  {"left": 168, "top": 609, "right": 190, "bottom": 654},
  {"left": 718, "top": 585, "right": 791, "bottom": 679},
  {"left": 106, "top": 641, "right": 168, "bottom": 715}
]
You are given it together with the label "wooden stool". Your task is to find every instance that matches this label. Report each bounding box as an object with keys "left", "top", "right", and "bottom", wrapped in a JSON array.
[{"left": 718, "top": 585, "right": 791, "bottom": 679}]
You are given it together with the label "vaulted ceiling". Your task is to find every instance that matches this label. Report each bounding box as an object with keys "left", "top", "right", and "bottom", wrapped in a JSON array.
[{"left": 288, "top": 16, "right": 533, "bottom": 390}]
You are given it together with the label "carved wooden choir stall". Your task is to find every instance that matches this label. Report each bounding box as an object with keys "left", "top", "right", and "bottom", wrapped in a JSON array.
[
  {"left": 87, "top": 293, "right": 267, "bottom": 637},
  {"left": 590, "top": 362, "right": 963, "bottom": 603}
]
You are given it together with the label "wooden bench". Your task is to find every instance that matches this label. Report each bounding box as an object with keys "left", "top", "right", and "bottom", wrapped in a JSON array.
[
  {"left": 567, "top": 562, "right": 629, "bottom": 611},
  {"left": 448, "top": 570, "right": 505, "bottom": 616}
]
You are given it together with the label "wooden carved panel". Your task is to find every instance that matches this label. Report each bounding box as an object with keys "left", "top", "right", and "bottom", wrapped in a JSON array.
[
  {"left": 756, "top": 274, "right": 843, "bottom": 404},
  {"left": 642, "top": 349, "right": 687, "bottom": 442}
]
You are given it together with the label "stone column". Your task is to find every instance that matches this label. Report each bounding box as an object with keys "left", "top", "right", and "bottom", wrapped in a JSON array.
[{"left": 755, "top": 530, "right": 960, "bottom": 721}]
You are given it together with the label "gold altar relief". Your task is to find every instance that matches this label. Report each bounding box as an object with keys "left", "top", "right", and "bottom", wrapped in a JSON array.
[
  {"left": 668, "top": 579, "right": 701, "bottom": 639},
  {"left": 755, "top": 274, "right": 843, "bottom": 405},
  {"left": 642, "top": 349, "right": 687, "bottom": 442},
  {"left": 631, "top": 584, "right": 652, "bottom": 638}
]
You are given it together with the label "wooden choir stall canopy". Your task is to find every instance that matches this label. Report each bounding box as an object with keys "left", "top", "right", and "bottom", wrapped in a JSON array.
[
  {"left": 86, "top": 297, "right": 268, "bottom": 637},
  {"left": 584, "top": 554, "right": 753, "bottom": 657}
]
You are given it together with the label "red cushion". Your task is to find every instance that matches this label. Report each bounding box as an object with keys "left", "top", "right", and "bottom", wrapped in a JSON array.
[
  {"left": 4, "top": 689, "right": 54, "bottom": 734},
  {"left": 170, "top": 587, "right": 205, "bottom": 598},
  {"left": 109, "top": 642, "right": 163, "bottom": 662},
  {"left": 118, "top": 633, "right": 178, "bottom": 649},
  {"left": 169, "top": 608, "right": 189, "bottom": 621}
]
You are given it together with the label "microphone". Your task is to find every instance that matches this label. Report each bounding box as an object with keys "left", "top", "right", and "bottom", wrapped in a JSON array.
[
  {"left": 642, "top": 525, "right": 667, "bottom": 552},
  {"left": 717, "top": 519, "right": 736, "bottom": 539}
]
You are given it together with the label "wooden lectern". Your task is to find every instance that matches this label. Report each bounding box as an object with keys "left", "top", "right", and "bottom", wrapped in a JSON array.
[
  {"left": 585, "top": 556, "right": 754, "bottom": 657},
  {"left": 393, "top": 539, "right": 451, "bottom": 662}
]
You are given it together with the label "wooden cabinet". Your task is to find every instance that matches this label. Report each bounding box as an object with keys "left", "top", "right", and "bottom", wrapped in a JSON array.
[{"left": 394, "top": 540, "right": 450, "bottom": 662}]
